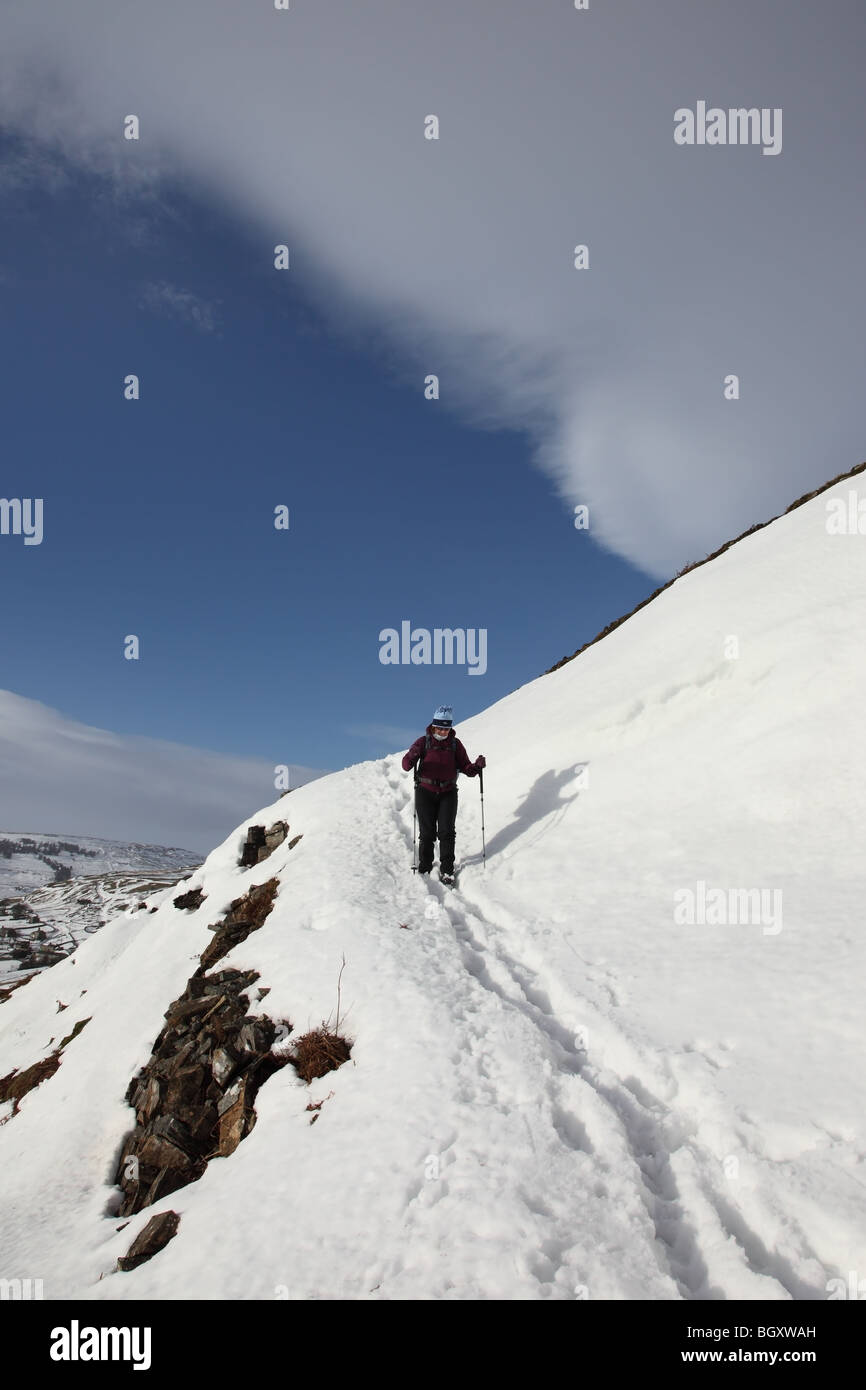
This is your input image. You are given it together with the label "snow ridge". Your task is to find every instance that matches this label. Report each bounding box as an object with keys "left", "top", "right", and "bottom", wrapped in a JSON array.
[{"left": 1, "top": 478, "right": 865, "bottom": 1300}]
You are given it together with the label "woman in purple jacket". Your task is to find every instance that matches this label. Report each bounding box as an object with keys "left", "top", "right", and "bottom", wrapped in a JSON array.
[{"left": 402, "top": 705, "right": 485, "bottom": 884}]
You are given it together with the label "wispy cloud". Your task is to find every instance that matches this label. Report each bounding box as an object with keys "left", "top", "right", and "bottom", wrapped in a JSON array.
[
  {"left": 139, "top": 279, "right": 220, "bottom": 333},
  {"left": 0, "top": 690, "right": 326, "bottom": 852},
  {"left": 0, "top": 135, "right": 71, "bottom": 196}
]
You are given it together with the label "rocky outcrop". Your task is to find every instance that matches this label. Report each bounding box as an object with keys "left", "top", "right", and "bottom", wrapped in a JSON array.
[
  {"left": 199, "top": 878, "right": 279, "bottom": 972},
  {"left": 115, "top": 876, "right": 288, "bottom": 1217},
  {"left": 173, "top": 887, "right": 205, "bottom": 912},
  {"left": 112, "top": 840, "right": 350, "bottom": 1227},
  {"left": 116, "top": 967, "right": 291, "bottom": 1216},
  {"left": 239, "top": 821, "right": 293, "bottom": 867}
]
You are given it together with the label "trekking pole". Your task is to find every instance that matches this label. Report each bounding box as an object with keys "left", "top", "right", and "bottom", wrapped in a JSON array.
[
  {"left": 411, "top": 761, "right": 419, "bottom": 872},
  {"left": 479, "top": 768, "right": 486, "bottom": 866}
]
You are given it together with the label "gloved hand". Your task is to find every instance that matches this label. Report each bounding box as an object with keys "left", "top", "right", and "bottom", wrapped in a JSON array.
[{"left": 475, "top": 755, "right": 486, "bottom": 769}]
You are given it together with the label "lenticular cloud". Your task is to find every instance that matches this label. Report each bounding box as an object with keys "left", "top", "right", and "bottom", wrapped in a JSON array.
[{"left": 1, "top": 0, "right": 863, "bottom": 575}]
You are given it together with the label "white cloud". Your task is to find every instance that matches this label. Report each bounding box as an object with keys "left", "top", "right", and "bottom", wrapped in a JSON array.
[
  {"left": 0, "top": 1, "right": 863, "bottom": 575},
  {"left": 0, "top": 690, "right": 324, "bottom": 852}
]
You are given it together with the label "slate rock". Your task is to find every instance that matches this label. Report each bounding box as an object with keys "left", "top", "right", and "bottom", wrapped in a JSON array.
[{"left": 118, "top": 1210, "right": 180, "bottom": 1272}]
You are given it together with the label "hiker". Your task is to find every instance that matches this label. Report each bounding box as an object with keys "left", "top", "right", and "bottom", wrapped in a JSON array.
[{"left": 402, "top": 705, "right": 486, "bottom": 883}]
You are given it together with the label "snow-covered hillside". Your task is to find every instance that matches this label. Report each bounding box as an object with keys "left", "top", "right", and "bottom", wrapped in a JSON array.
[
  {"left": 0, "top": 832, "right": 199, "bottom": 898},
  {"left": 1, "top": 472, "right": 865, "bottom": 1301},
  {"left": 0, "top": 866, "right": 198, "bottom": 991}
]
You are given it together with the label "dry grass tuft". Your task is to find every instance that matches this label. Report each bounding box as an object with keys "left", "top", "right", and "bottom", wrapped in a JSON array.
[
  {"left": 289, "top": 1029, "right": 352, "bottom": 1084},
  {"left": 0, "top": 1052, "right": 62, "bottom": 1112}
]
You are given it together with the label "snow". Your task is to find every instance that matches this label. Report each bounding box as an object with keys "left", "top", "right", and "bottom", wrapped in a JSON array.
[
  {"left": 0, "top": 831, "right": 199, "bottom": 898},
  {"left": 1, "top": 481, "right": 865, "bottom": 1300}
]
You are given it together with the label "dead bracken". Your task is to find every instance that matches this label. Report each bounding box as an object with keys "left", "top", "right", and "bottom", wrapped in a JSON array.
[
  {"left": 0, "top": 1017, "right": 91, "bottom": 1117},
  {"left": 289, "top": 1028, "right": 352, "bottom": 1084}
]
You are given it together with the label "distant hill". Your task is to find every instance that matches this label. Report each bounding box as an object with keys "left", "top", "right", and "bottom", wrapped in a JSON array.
[
  {"left": 0, "top": 833, "right": 201, "bottom": 990},
  {"left": 0, "top": 831, "right": 199, "bottom": 898}
]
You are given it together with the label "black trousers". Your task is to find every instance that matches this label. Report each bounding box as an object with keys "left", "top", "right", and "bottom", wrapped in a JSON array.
[{"left": 416, "top": 786, "right": 458, "bottom": 873}]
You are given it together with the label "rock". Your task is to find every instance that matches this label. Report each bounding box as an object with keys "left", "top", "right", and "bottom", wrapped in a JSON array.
[
  {"left": 135, "top": 1131, "right": 193, "bottom": 1173},
  {"left": 163, "top": 1064, "right": 209, "bottom": 1116},
  {"left": 117, "top": 1210, "right": 180, "bottom": 1272},
  {"left": 140, "top": 1168, "right": 171, "bottom": 1210},
  {"left": 240, "top": 822, "right": 287, "bottom": 867},
  {"left": 239, "top": 825, "right": 267, "bottom": 867},
  {"left": 216, "top": 1077, "right": 244, "bottom": 1117},
  {"left": 163, "top": 994, "right": 214, "bottom": 1026},
  {"left": 211, "top": 1047, "right": 238, "bottom": 1088},
  {"left": 198, "top": 879, "right": 279, "bottom": 971},
  {"left": 116, "top": 959, "right": 291, "bottom": 1215},
  {"left": 134, "top": 1075, "right": 161, "bottom": 1124},
  {"left": 173, "top": 887, "right": 205, "bottom": 912},
  {"left": 238, "top": 1020, "right": 273, "bottom": 1057},
  {"left": 217, "top": 1079, "right": 248, "bottom": 1156}
]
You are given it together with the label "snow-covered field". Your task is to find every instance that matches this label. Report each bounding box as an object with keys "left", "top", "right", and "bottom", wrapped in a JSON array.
[
  {"left": 0, "top": 832, "right": 198, "bottom": 898},
  {"left": 1, "top": 479, "right": 864, "bottom": 1300},
  {"left": 0, "top": 867, "right": 198, "bottom": 988}
]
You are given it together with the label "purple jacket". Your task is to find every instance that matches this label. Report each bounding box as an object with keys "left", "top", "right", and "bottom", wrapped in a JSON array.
[{"left": 402, "top": 725, "right": 480, "bottom": 789}]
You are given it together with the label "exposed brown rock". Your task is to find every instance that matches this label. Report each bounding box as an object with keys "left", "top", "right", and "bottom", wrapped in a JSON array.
[
  {"left": 173, "top": 887, "right": 205, "bottom": 911},
  {"left": 116, "top": 963, "right": 291, "bottom": 1217},
  {"left": 198, "top": 878, "right": 279, "bottom": 972},
  {"left": 217, "top": 1077, "right": 248, "bottom": 1156},
  {"left": 240, "top": 821, "right": 289, "bottom": 867},
  {"left": 117, "top": 1210, "right": 180, "bottom": 1272}
]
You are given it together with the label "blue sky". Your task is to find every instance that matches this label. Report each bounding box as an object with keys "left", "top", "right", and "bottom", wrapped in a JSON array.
[
  {"left": 1, "top": 157, "right": 649, "bottom": 775},
  {"left": 1, "top": 0, "right": 864, "bottom": 845}
]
